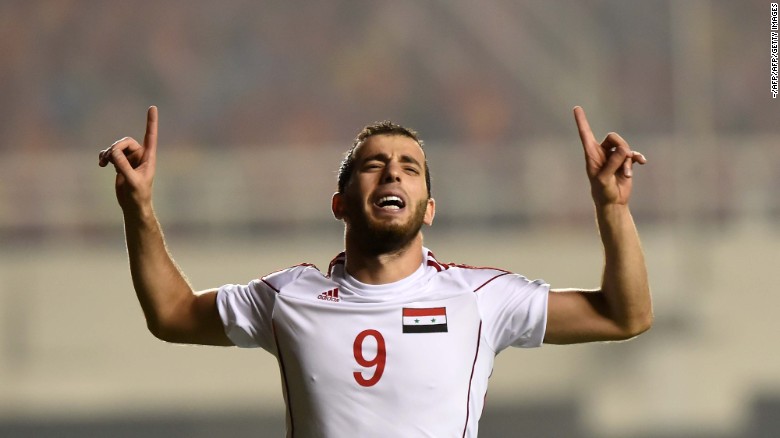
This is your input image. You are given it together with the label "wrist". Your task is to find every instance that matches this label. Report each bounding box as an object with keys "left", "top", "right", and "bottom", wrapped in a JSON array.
[
  {"left": 594, "top": 202, "right": 630, "bottom": 216},
  {"left": 122, "top": 202, "right": 156, "bottom": 227},
  {"left": 595, "top": 203, "right": 635, "bottom": 240}
]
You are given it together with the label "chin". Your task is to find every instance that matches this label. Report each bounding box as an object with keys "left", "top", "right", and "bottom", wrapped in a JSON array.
[
  {"left": 363, "top": 221, "right": 420, "bottom": 253},
  {"left": 345, "top": 199, "right": 428, "bottom": 254}
]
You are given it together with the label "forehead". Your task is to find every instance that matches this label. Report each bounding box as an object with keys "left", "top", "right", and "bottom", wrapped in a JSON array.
[{"left": 353, "top": 134, "right": 425, "bottom": 162}]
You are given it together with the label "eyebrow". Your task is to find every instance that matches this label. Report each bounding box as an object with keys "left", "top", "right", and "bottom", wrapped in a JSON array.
[{"left": 362, "top": 153, "right": 423, "bottom": 169}]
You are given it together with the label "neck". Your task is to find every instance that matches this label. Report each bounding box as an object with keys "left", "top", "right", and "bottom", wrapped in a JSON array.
[{"left": 343, "top": 233, "right": 425, "bottom": 285}]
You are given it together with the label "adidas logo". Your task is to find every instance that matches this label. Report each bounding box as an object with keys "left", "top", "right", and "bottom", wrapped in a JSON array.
[{"left": 317, "top": 288, "right": 340, "bottom": 302}]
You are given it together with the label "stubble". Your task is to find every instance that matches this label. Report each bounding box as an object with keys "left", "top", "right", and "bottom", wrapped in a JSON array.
[{"left": 346, "top": 198, "right": 429, "bottom": 256}]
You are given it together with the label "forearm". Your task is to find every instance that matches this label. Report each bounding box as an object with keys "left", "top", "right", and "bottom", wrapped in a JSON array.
[
  {"left": 123, "top": 204, "right": 194, "bottom": 337},
  {"left": 596, "top": 203, "right": 652, "bottom": 336}
]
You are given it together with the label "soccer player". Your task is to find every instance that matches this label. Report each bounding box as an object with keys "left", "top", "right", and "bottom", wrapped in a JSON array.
[{"left": 98, "top": 106, "right": 651, "bottom": 437}]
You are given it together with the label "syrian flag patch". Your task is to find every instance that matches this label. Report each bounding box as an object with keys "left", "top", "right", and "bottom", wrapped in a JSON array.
[{"left": 402, "top": 307, "right": 448, "bottom": 333}]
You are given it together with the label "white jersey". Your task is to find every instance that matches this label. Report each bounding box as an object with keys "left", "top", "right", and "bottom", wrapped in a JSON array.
[{"left": 217, "top": 248, "right": 549, "bottom": 437}]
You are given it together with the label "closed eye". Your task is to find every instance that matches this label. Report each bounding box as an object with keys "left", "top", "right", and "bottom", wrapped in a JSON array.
[{"left": 362, "top": 162, "right": 384, "bottom": 171}]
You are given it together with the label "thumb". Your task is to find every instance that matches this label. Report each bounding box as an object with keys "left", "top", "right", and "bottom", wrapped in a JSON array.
[
  {"left": 598, "top": 145, "right": 630, "bottom": 181},
  {"left": 109, "top": 149, "right": 137, "bottom": 184}
]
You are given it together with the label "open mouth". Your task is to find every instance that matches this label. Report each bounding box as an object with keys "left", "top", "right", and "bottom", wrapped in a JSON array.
[{"left": 375, "top": 195, "right": 406, "bottom": 211}]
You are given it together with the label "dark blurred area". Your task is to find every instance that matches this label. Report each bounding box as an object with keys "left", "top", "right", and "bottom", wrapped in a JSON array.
[{"left": 0, "top": 0, "right": 775, "bottom": 152}]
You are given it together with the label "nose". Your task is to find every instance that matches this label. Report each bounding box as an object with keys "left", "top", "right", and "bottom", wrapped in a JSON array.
[{"left": 381, "top": 161, "right": 402, "bottom": 183}]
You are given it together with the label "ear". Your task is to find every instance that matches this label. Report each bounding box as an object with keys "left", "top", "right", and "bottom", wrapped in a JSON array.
[
  {"left": 423, "top": 197, "right": 436, "bottom": 226},
  {"left": 332, "top": 192, "right": 345, "bottom": 220}
]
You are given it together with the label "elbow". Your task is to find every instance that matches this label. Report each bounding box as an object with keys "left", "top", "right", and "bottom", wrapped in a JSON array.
[
  {"left": 635, "top": 305, "right": 655, "bottom": 335},
  {"left": 145, "top": 318, "right": 169, "bottom": 341},
  {"left": 141, "top": 293, "right": 195, "bottom": 343},
  {"left": 145, "top": 315, "right": 180, "bottom": 343},
  {"left": 618, "top": 311, "right": 654, "bottom": 340}
]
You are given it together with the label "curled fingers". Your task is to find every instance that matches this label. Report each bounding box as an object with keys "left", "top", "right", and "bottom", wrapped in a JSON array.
[
  {"left": 601, "top": 133, "right": 646, "bottom": 178},
  {"left": 98, "top": 137, "right": 142, "bottom": 167}
]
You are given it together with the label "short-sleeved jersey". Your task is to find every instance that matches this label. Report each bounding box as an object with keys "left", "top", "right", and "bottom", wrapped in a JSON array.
[{"left": 217, "top": 248, "right": 549, "bottom": 438}]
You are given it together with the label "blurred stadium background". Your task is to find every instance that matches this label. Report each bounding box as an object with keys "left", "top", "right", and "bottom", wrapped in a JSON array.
[{"left": 1, "top": 0, "right": 778, "bottom": 437}]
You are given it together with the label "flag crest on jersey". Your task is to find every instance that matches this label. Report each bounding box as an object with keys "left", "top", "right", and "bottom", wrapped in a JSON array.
[{"left": 402, "top": 307, "right": 448, "bottom": 333}]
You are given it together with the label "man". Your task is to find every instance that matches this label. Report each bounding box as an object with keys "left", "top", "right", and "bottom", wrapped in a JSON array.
[{"left": 98, "top": 106, "right": 651, "bottom": 437}]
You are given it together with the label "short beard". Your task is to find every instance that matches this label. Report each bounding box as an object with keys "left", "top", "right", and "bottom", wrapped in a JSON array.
[{"left": 346, "top": 198, "right": 429, "bottom": 256}]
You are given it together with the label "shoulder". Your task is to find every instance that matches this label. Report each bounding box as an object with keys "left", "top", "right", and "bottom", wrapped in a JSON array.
[
  {"left": 426, "top": 250, "right": 514, "bottom": 292},
  {"left": 442, "top": 264, "right": 515, "bottom": 292},
  {"left": 261, "top": 262, "right": 326, "bottom": 293}
]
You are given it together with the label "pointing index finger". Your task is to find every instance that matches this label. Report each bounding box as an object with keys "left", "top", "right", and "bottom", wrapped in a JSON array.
[
  {"left": 143, "top": 106, "right": 158, "bottom": 163},
  {"left": 573, "top": 106, "right": 598, "bottom": 150}
]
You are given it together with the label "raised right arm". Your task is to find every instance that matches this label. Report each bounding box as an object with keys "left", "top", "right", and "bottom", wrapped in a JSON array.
[{"left": 98, "top": 106, "right": 232, "bottom": 346}]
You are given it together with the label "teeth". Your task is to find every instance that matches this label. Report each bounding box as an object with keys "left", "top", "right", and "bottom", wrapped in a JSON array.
[{"left": 377, "top": 196, "right": 404, "bottom": 209}]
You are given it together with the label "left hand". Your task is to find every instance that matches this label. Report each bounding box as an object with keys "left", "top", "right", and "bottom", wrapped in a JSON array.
[{"left": 574, "top": 106, "right": 647, "bottom": 206}]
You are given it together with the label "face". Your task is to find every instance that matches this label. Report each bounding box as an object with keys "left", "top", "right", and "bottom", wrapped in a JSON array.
[{"left": 333, "top": 134, "right": 435, "bottom": 254}]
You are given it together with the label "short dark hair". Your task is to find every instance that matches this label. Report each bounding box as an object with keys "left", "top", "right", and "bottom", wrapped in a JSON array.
[{"left": 337, "top": 121, "right": 431, "bottom": 197}]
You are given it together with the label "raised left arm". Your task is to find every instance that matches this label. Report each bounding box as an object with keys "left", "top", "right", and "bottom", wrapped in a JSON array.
[{"left": 543, "top": 106, "right": 652, "bottom": 344}]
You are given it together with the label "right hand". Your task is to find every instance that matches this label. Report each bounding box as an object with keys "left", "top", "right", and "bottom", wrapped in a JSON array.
[{"left": 98, "top": 106, "right": 158, "bottom": 213}]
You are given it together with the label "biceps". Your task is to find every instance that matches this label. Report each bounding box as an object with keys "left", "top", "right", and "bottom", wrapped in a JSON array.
[{"left": 544, "top": 289, "right": 625, "bottom": 344}]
